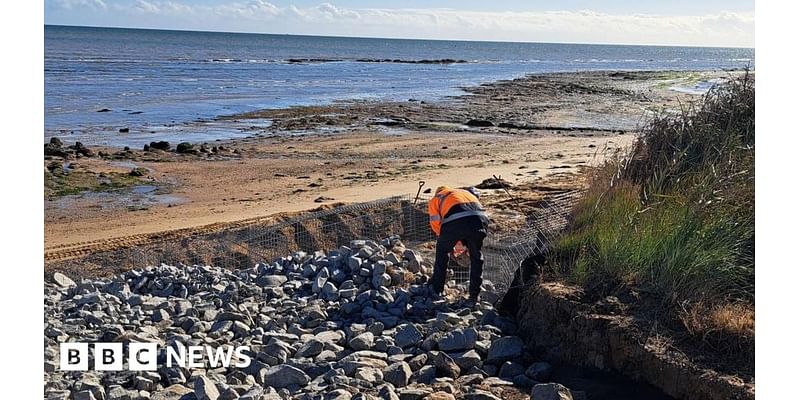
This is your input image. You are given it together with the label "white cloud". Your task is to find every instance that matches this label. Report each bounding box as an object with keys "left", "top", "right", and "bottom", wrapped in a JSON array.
[
  {"left": 45, "top": 1, "right": 755, "bottom": 47},
  {"left": 315, "top": 3, "right": 360, "bottom": 20},
  {"left": 133, "top": 0, "right": 159, "bottom": 13},
  {"left": 55, "top": 0, "right": 107, "bottom": 10},
  {"left": 216, "top": 0, "right": 280, "bottom": 19}
]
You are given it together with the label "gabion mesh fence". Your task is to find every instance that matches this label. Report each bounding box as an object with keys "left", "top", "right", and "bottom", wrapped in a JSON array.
[
  {"left": 45, "top": 191, "right": 581, "bottom": 298},
  {"left": 239, "top": 195, "right": 435, "bottom": 264},
  {"left": 479, "top": 190, "right": 583, "bottom": 294}
]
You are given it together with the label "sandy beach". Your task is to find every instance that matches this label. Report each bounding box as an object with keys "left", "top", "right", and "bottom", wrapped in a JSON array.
[{"left": 44, "top": 70, "right": 722, "bottom": 262}]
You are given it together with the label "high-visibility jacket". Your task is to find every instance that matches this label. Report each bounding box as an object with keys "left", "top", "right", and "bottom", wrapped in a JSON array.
[{"left": 428, "top": 186, "right": 487, "bottom": 236}]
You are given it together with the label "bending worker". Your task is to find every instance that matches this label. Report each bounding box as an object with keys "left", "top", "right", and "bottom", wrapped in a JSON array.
[{"left": 428, "top": 186, "right": 489, "bottom": 302}]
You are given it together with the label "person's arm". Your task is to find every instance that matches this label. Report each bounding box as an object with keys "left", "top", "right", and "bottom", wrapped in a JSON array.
[{"left": 428, "top": 198, "right": 441, "bottom": 237}]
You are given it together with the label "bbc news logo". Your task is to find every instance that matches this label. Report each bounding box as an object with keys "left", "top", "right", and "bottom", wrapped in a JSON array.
[{"left": 60, "top": 343, "right": 251, "bottom": 371}]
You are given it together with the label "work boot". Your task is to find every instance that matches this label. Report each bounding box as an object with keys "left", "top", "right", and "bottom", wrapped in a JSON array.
[
  {"left": 425, "top": 284, "right": 445, "bottom": 301},
  {"left": 463, "top": 293, "right": 479, "bottom": 308}
]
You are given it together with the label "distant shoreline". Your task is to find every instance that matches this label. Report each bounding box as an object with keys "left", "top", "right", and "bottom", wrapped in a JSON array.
[{"left": 45, "top": 24, "right": 756, "bottom": 50}]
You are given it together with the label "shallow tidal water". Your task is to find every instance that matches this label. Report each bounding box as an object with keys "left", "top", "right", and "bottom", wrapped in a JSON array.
[{"left": 45, "top": 25, "right": 754, "bottom": 147}]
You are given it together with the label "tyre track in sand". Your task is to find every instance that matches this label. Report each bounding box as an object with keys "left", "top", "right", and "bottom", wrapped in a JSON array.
[{"left": 43, "top": 210, "right": 314, "bottom": 265}]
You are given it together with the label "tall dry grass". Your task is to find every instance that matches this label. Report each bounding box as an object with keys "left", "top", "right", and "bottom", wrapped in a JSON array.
[{"left": 550, "top": 72, "right": 755, "bottom": 368}]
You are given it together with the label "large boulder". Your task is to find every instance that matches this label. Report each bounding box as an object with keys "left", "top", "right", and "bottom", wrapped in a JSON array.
[
  {"left": 403, "top": 249, "right": 424, "bottom": 273},
  {"left": 486, "top": 336, "right": 524, "bottom": 364},
  {"left": 149, "top": 141, "right": 171, "bottom": 151},
  {"left": 70, "top": 142, "right": 95, "bottom": 157},
  {"left": 261, "top": 365, "right": 310, "bottom": 388},
  {"left": 383, "top": 361, "right": 412, "bottom": 388},
  {"left": 451, "top": 349, "right": 483, "bottom": 370},
  {"left": 256, "top": 275, "right": 287, "bottom": 287},
  {"left": 194, "top": 376, "right": 220, "bottom": 400},
  {"left": 296, "top": 338, "right": 324, "bottom": 358},
  {"left": 349, "top": 332, "right": 375, "bottom": 351},
  {"left": 437, "top": 328, "right": 478, "bottom": 351},
  {"left": 354, "top": 366, "right": 384, "bottom": 383},
  {"left": 412, "top": 365, "right": 437, "bottom": 384},
  {"left": 315, "top": 330, "right": 345, "bottom": 345},
  {"left": 44, "top": 142, "right": 69, "bottom": 157},
  {"left": 531, "top": 383, "right": 573, "bottom": 400},
  {"left": 498, "top": 361, "right": 525, "bottom": 379},
  {"left": 395, "top": 324, "right": 423, "bottom": 348},
  {"left": 525, "top": 362, "right": 553, "bottom": 381},
  {"left": 176, "top": 142, "right": 195, "bottom": 154},
  {"left": 433, "top": 351, "right": 461, "bottom": 379},
  {"left": 151, "top": 384, "right": 194, "bottom": 400}
]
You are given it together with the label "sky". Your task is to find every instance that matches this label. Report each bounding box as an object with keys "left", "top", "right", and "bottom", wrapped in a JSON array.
[{"left": 44, "top": 0, "right": 755, "bottom": 48}]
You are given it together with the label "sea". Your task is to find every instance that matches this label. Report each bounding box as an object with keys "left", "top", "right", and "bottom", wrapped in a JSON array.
[{"left": 44, "top": 25, "right": 755, "bottom": 147}]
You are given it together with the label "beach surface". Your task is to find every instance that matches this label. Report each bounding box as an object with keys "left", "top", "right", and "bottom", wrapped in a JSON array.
[{"left": 44, "top": 70, "right": 726, "bottom": 262}]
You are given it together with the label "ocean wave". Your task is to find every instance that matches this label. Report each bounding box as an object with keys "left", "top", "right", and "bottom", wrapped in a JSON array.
[
  {"left": 285, "top": 58, "right": 470, "bottom": 64},
  {"left": 568, "top": 58, "right": 669, "bottom": 63},
  {"left": 352, "top": 58, "right": 469, "bottom": 64},
  {"left": 209, "top": 58, "right": 245, "bottom": 63},
  {"left": 202, "top": 57, "right": 472, "bottom": 65},
  {"left": 58, "top": 58, "right": 149, "bottom": 63}
]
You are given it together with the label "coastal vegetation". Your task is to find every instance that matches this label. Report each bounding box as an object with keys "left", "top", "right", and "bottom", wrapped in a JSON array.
[
  {"left": 44, "top": 168, "right": 143, "bottom": 199},
  {"left": 550, "top": 72, "right": 755, "bottom": 370}
]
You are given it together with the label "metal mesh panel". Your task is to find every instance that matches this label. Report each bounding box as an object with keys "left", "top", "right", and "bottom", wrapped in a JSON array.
[
  {"left": 239, "top": 195, "right": 435, "bottom": 265},
  {"left": 479, "top": 189, "right": 583, "bottom": 293},
  {"left": 45, "top": 191, "right": 580, "bottom": 299},
  {"left": 46, "top": 195, "right": 435, "bottom": 275}
]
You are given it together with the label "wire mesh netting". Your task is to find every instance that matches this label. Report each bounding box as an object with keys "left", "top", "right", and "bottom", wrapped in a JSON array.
[
  {"left": 477, "top": 190, "right": 583, "bottom": 294},
  {"left": 46, "top": 191, "right": 582, "bottom": 298}
]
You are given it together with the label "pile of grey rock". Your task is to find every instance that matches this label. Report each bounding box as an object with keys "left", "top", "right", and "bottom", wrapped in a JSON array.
[{"left": 45, "top": 237, "right": 580, "bottom": 400}]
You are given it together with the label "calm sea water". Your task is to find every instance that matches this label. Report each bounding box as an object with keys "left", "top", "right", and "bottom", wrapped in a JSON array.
[{"left": 45, "top": 25, "right": 754, "bottom": 147}]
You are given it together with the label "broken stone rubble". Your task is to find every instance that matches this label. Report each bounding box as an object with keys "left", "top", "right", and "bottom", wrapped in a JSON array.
[{"left": 44, "top": 237, "right": 582, "bottom": 400}]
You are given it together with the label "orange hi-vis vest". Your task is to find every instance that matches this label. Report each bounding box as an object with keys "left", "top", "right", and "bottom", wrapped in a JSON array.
[{"left": 428, "top": 186, "right": 486, "bottom": 236}]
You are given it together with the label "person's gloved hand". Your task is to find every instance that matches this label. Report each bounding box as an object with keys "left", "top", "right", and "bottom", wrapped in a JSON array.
[{"left": 452, "top": 241, "right": 467, "bottom": 257}]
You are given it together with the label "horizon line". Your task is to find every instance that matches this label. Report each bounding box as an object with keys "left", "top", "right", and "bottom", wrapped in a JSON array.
[{"left": 44, "top": 23, "right": 755, "bottom": 50}]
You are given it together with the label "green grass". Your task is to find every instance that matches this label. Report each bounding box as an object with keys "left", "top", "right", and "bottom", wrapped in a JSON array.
[
  {"left": 652, "top": 71, "right": 704, "bottom": 89},
  {"left": 550, "top": 72, "right": 755, "bottom": 360},
  {"left": 45, "top": 170, "right": 142, "bottom": 198},
  {"left": 555, "top": 181, "right": 754, "bottom": 303}
]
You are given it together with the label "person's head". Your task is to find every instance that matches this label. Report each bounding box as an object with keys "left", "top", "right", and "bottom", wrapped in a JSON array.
[
  {"left": 467, "top": 186, "right": 481, "bottom": 199},
  {"left": 435, "top": 186, "right": 450, "bottom": 194}
]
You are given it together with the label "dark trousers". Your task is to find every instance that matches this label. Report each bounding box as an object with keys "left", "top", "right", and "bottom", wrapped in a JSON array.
[{"left": 431, "top": 216, "right": 488, "bottom": 298}]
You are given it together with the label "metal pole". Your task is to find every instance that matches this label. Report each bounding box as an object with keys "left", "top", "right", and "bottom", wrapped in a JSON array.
[
  {"left": 492, "top": 174, "right": 521, "bottom": 209},
  {"left": 414, "top": 181, "right": 425, "bottom": 204}
]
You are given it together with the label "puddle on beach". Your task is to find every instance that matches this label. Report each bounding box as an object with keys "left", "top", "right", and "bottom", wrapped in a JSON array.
[
  {"left": 286, "top": 126, "right": 348, "bottom": 136},
  {"left": 131, "top": 185, "right": 158, "bottom": 194},
  {"left": 669, "top": 79, "right": 723, "bottom": 95},
  {"left": 45, "top": 119, "right": 274, "bottom": 149},
  {"left": 108, "top": 161, "right": 142, "bottom": 170},
  {"left": 49, "top": 184, "right": 185, "bottom": 211},
  {"left": 375, "top": 121, "right": 470, "bottom": 136}
]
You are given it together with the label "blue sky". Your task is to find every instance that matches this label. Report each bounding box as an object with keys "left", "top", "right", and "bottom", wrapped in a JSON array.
[{"left": 44, "top": 0, "right": 755, "bottom": 47}]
